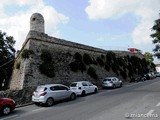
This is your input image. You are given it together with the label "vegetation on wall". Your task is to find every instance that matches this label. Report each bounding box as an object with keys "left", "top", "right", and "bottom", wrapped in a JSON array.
[
  {"left": 69, "top": 52, "right": 86, "bottom": 72},
  {"left": 21, "top": 49, "right": 34, "bottom": 59},
  {"left": 87, "top": 67, "right": 98, "bottom": 79},
  {"left": 69, "top": 50, "right": 155, "bottom": 81},
  {"left": 39, "top": 50, "right": 55, "bottom": 77}
]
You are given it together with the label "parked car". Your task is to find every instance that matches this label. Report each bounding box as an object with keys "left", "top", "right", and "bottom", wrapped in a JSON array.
[
  {"left": 70, "top": 81, "right": 98, "bottom": 96},
  {"left": 0, "top": 98, "right": 16, "bottom": 115},
  {"left": 155, "top": 72, "right": 160, "bottom": 77},
  {"left": 32, "top": 84, "right": 77, "bottom": 106},
  {"left": 102, "top": 77, "right": 123, "bottom": 88}
]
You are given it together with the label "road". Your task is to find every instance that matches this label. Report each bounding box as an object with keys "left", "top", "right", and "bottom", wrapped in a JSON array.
[{"left": 1, "top": 78, "right": 160, "bottom": 120}]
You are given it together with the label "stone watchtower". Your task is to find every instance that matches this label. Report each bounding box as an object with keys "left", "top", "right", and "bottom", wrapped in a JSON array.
[{"left": 30, "top": 13, "right": 45, "bottom": 33}]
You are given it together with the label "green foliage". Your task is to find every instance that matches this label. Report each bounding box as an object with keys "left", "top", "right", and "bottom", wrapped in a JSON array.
[
  {"left": 21, "top": 49, "right": 34, "bottom": 59},
  {"left": 151, "top": 13, "right": 160, "bottom": 59},
  {"left": 40, "top": 50, "right": 52, "bottom": 62},
  {"left": 144, "top": 52, "right": 153, "bottom": 62},
  {"left": 96, "top": 57, "right": 104, "bottom": 66},
  {"left": 87, "top": 67, "right": 98, "bottom": 79},
  {"left": 39, "top": 50, "right": 55, "bottom": 78},
  {"left": 83, "top": 53, "right": 93, "bottom": 65},
  {"left": 39, "top": 62, "right": 55, "bottom": 77},
  {"left": 74, "top": 52, "right": 82, "bottom": 61},
  {"left": 69, "top": 52, "right": 86, "bottom": 72},
  {"left": 0, "top": 31, "right": 16, "bottom": 90},
  {"left": 105, "top": 64, "right": 110, "bottom": 71}
]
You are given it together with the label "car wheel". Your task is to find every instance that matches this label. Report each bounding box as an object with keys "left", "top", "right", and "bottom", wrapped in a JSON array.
[
  {"left": 2, "top": 106, "right": 11, "bottom": 115},
  {"left": 81, "top": 90, "right": 86, "bottom": 96},
  {"left": 70, "top": 93, "right": 76, "bottom": 100},
  {"left": 46, "top": 98, "right": 54, "bottom": 106},
  {"left": 94, "top": 88, "right": 98, "bottom": 93},
  {"left": 113, "top": 85, "right": 116, "bottom": 89}
]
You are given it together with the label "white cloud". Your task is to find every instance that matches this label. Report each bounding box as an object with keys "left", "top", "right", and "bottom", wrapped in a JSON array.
[
  {"left": 0, "top": 0, "right": 69, "bottom": 50},
  {"left": 85, "top": 0, "right": 160, "bottom": 46}
]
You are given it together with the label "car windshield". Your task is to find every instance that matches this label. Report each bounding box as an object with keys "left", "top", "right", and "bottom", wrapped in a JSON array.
[
  {"left": 36, "top": 86, "right": 47, "bottom": 92},
  {"left": 70, "top": 83, "right": 77, "bottom": 87},
  {"left": 103, "top": 79, "right": 112, "bottom": 82}
]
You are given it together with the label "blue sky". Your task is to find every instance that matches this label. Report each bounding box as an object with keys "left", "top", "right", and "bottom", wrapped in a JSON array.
[{"left": 0, "top": 0, "right": 159, "bottom": 54}]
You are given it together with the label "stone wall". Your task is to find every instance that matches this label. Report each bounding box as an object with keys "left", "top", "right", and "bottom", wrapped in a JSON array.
[{"left": 9, "top": 31, "right": 144, "bottom": 90}]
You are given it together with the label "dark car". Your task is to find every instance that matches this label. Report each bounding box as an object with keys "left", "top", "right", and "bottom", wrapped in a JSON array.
[{"left": 0, "top": 98, "right": 16, "bottom": 115}]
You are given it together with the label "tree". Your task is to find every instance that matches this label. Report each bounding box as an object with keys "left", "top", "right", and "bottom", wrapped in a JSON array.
[
  {"left": 0, "top": 31, "right": 16, "bottom": 90},
  {"left": 144, "top": 52, "right": 153, "bottom": 62},
  {"left": 151, "top": 13, "right": 160, "bottom": 59}
]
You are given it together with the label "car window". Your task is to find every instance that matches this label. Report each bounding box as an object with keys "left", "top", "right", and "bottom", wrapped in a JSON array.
[
  {"left": 82, "top": 82, "right": 88, "bottom": 86},
  {"left": 103, "top": 79, "right": 111, "bottom": 82},
  {"left": 36, "top": 86, "right": 47, "bottom": 92},
  {"left": 59, "top": 86, "right": 69, "bottom": 90},
  {"left": 88, "top": 82, "right": 93, "bottom": 86},
  {"left": 70, "top": 83, "right": 77, "bottom": 87}
]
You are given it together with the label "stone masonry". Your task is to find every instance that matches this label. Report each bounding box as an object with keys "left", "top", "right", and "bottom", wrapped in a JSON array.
[{"left": 9, "top": 13, "right": 144, "bottom": 90}]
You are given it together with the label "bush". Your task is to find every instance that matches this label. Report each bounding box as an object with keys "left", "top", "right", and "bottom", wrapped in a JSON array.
[
  {"left": 40, "top": 50, "right": 52, "bottom": 62},
  {"left": 39, "top": 50, "right": 55, "bottom": 77},
  {"left": 69, "top": 61, "right": 79, "bottom": 72},
  {"left": 87, "top": 67, "right": 98, "bottom": 79},
  {"left": 74, "top": 52, "right": 82, "bottom": 61},
  {"left": 21, "top": 49, "right": 34, "bottom": 59},
  {"left": 105, "top": 64, "right": 110, "bottom": 71},
  {"left": 39, "top": 62, "right": 55, "bottom": 77},
  {"left": 120, "top": 69, "right": 127, "bottom": 79},
  {"left": 96, "top": 57, "right": 104, "bottom": 66},
  {"left": 83, "top": 53, "right": 93, "bottom": 65}
]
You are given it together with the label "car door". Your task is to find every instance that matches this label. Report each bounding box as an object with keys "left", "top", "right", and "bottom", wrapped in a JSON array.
[
  {"left": 82, "top": 82, "right": 89, "bottom": 94},
  {"left": 87, "top": 82, "right": 95, "bottom": 93},
  {"left": 113, "top": 78, "right": 118, "bottom": 87},
  {"left": 58, "top": 85, "right": 71, "bottom": 99},
  {"left": 50, "top": 86, "right": 63, "bottom": 101},
  {"left": 115, "top": 78, "right": 120, "bottom": 87}
]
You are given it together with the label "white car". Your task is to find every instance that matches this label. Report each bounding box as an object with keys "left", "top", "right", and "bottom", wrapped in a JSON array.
[
  {"left": 102, "top": 77, "right": 123, "bottom": 88},
  {"left": 70, "top": 81, "right": 98, "bottom": 96},
  {"left": 32, "top": 84, "right": 77, "bottom": 106}
]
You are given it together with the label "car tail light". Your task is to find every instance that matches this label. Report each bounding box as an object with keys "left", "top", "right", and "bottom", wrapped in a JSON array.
[
  {"left": 32, "top": 92, "right": 34, "bottom": 96},
  {"left": 78, "top": 87, "right": 81, "bottom": 89},
  {"left": 40, "top": 92, "right": 47, "bottom": 96}
]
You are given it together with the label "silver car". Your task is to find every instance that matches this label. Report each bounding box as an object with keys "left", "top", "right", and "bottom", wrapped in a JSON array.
[
  {"left": 102, "top": 77, "right": 123, "bottom": 88},
  {"left": 32, "top": 84, "right": 77, "bottom": 106}
]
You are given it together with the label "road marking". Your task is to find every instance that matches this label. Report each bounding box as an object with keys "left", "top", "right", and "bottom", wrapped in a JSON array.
[
  {"left": 156, "top": 102, "right": 160, "bottom": 107},
  {"left": 147, "top": 110, "right": 154, "bottom": 115},
  {"left": 32, "top": 108, "right": 45, "bottom": 112},
  {"left": 0, "top": 115, "right": 18, "bottom": 120}
]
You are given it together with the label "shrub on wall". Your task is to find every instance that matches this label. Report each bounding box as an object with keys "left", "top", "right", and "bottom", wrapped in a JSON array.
[
  {"left": 21, "top": 49, "right": 34, "bottom": 59},
  {"left": 69, "top": 52, "right": 86, "bottom": 72},
  {"left": 74, "top": 52, "right": 82, "bottom": 61},
  {"left": 87, "top": 67, "right": 98, "bottom": 79},
  {"left": 39, "top": 50, "right": 55, "bottom": 78},
  {"left": 83, "top": 53, "right": 93, "bottom": 65},
  {"left": 96, "top": 57, "right": 104, "bottom": 66},
  {"left": 39, "top": 62, "right": 55, "bottom": 77},
  {"left": 40, "top": 50, "right": 52, "bottom": 62},
  {"left": 105, "top": 64, "right": 110, "bottom": 72},
  {"left": 69, "top": 61, "right": 79, "bottom": 72}
]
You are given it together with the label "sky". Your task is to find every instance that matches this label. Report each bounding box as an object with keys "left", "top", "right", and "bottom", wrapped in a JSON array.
[{"left": 0, "top": 0, "right": 159, "bottom": 55}]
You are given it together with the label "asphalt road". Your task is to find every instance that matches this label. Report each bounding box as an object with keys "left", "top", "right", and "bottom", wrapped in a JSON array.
[{"left": 1, "top": 78, "right": 160, "bottom": 120}]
